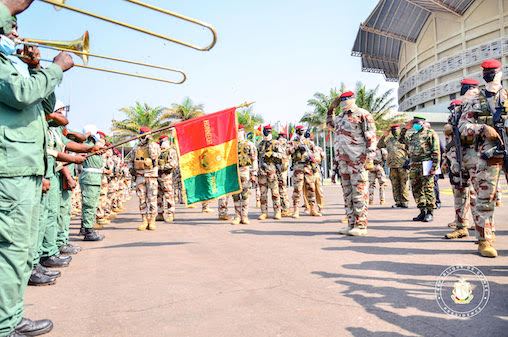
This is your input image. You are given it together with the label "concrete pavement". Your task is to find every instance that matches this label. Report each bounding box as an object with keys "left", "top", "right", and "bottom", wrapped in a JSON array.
[{"left": 24, "top": 180, "right": 508, "bottom": 337}]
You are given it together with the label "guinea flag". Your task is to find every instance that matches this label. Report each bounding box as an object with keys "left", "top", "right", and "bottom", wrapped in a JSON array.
[{"left": 174, "top": 107, "right": 241, "bottom": 205}]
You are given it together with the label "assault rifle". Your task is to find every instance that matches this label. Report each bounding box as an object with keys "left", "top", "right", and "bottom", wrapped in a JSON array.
[
  {"left": 450, "top": 104, "right": 464, "bottom": 186},
  {"left": 482, "top": 93, "right": 508, "bottom": 183}
]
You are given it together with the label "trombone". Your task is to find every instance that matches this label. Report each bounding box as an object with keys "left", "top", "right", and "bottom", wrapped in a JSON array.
[
  {"left": 40, "top": 0, "right": 217, "bottom": 51},
  {"left": 16, "top": 31, "right": 187, "bottom": 84}
]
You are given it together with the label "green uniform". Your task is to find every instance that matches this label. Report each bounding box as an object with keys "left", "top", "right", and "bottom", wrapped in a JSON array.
[
  {"left": 0, "top": 3, "right": 63, "bottom": 335},
  {"left": 378, "top": 132, "right": 409, "bottom": 205},
  {"left": 56, "top": 127, "right": 73, "bottom": 247},
  {"left": 79, "top": 140, "right": 103, "bottom": 229},
  {"left": 401, "top": 127, "right": 440, "bottom": 211}
]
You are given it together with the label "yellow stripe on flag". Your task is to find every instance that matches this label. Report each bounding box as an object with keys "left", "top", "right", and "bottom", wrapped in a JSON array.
[{"left": 179, "top": 139, "right": 238, "bottom": 180}]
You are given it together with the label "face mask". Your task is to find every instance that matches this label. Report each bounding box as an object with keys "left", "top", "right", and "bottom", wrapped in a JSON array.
[
  {"left": 413, "top": 123, "right": 423, "bottom": 132},
  {"left": 304, "top": 131, "right": 311, "bottom": 138},
  {"left": 391, "top": 129, "right": 400, "bottom": 137},
  {"left": 161, "top": 139, "right": 170, "bottom": 150},
  {"left": 340, "top": 99, "right": 355, "bottom": 112},
  {"left": 0, "top": 35, "right": 16, "bottom": 55},
  {"left": 462, "top": 87, "right": 479, "bottom": 101},
  {"left": 460, "top": 85, "right": 470, "bottom": 96},
  {"left": 483, "top": 71, "right": 497, "bottom": 83},
  {"left": 485, "top": 71, "right": 503, "bottom": 93},
  {"left": 263, "top": 129, "right": 271, "bottom": 137}
]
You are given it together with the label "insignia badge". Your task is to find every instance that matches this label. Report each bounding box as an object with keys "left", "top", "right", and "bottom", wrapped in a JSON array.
[{"left": 451, "top": 279, "right": 473, "bottom": 304}]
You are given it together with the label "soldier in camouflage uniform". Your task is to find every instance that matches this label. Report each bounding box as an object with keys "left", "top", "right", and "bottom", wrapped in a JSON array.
[
  {"left": 442, "top": 80, "right": 481, "bottom": 239},
  {"left": 378, "top": 124, "right": 409, "bottom": 208},
  {"left": 327, "top": 91, "right": 377, "bottom": 236},
  {"left": 276, "top": 131, "right": 292, "bottom": 216},
  {"left": 459, "top": 59, "right": 508, "bottom": 258},
  {"left": 289, "top": 126, "right": 320, "bottom": 218},
  {"left": 96, "top": 144, "right": 113, "bottom": 226},
  {"left": 130, "top": 126, "right": 161, "bottom": 230},
  {"left": 232, "top": 125, "right": 258, "bottom": 225},
  {"left": 400, "top": 116, "right": 440, "bottom": 223},
  {"left": 307, "top": 140, "right": 325, "bottom": 212},
  {"left": 368, "top": 143, "right": 388, "bottom": 205},
  {"left": 157, "top": 135, "right": 178, "bottom": 222},
  {"left": 257, "top": 125, "right": 283, "bottom": 220}
]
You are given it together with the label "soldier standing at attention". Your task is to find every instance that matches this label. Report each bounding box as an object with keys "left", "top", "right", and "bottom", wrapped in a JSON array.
[
  {"left": 368, "top": 140, "right": 388, "bottom": 205},
  {"left": 276, "top": 131, "right": 292, "bottom": 216},
  {"left": 257, "top": 125, "right": 283, "bottom": 220},
  {"left": 157, "top": 134, "right": 178, "bottom": 223},
  {"left": 327, "top": 91, "right": 377, "bottom": 236},
  {"left": 378, "top": 124, "right": 409, "bottom": 208},
  {"left": 131, "top": 127, "right": 161, "bottom": 230},
  {"left": 303, "top": 136, "right": 325, "bottom": 213},
  {"left": 289, "top": 126, "right": 320, "bottom": 218},
  {"left": 400, "top": 116, "right": 440, "bottom": 223},
  {"left": 231, "top": 124, "right": 258, "bottom": 225},
  {"left": 459, "top": 59, "right": 508, "bottom": 258}
]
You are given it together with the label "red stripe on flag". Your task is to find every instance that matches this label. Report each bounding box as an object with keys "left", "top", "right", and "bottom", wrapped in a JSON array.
[{"left": 175, "top": 107, "right": 237, "bottom": 156}]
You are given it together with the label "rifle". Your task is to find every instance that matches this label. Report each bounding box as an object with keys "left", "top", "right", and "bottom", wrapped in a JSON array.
[
  {"left": 450, "top": 105, "right": 464, "bottom": 186},
  {"left": 482, "top": 93, "right": 508, "bottom": 183}
]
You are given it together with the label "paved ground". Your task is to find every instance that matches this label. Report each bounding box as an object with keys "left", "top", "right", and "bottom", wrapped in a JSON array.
[{"left": 25, "top": 180, "right": 508, "bottom": 337}]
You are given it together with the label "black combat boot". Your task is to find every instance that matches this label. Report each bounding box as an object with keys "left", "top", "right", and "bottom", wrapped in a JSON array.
[
  {"left": 83, "top": 228, "right": 105, "bottom": 241},
  {"left": 412, "top": 209, "right": 425, "bottom": 221},
  {"left": 79, "top": 223, "right": 86, "bottom": 236},
  {"left": 423, "top": 210, "right": 434, "bottom": 222},
  {"left": 15, "top": 317, "right": 53, "bottom": 336},
  {"left": 59, "top": 244, "right": 80, "bottom": 255},
  {"left": 40, "top": 254, "right": 72, "bottom": 268},
  {"left": 35, "top": 263, "right": 61, "bottom": 278},
  {"left": 28, "top": 268, "right": 56, "bottom": 286}
]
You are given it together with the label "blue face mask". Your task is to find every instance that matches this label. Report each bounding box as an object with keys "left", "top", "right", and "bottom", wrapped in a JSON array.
[
  {"left": 0, "top": 35, "right": 16, "bottom": 55},
  {"left": 413, "top": 123, "right": 423, "bottom": 132}
]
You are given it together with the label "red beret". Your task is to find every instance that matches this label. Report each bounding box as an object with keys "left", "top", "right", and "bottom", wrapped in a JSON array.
[
  {"left": 238, "top": 124, "right": 244, "bottom": 129},
  {"left": 460, "top": 78, "right": 480, "bottom": 85},
  {"left": 450, "top": 99, "right": 463, "bottom": 106},
  {"left": 390, "top": 124, "right": 400, "bottom": 128},
  {"left": 481, "top": 59, "right": 502, "bottom": 69},
  {"left": 340, "top": 91, "right": 355, "bottom": 98},
  {"left": 295, "top": 125, "right": 304, "bottom": 130},
  {"left": 105, "top": 143, "right": 112, "bottom": 146},
  {"left": 159, "top": 135, "right": 168, "bottom": 140},
  {"left": 139, "top": 126, "right": 151, "bottom": 134},
  {"left": 264, "top": 124, "right": 272, "bottom": 130},
  {"left": 97, "top": 131, "right": 106, "bottom": 137}
]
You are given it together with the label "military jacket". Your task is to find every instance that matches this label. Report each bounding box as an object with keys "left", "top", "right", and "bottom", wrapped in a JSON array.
[
  {"left": 238, "top": 139, "right": 258, "bottom": 170},
  {"left": 288, "top": 137, "right": 315, "bottom": 163},
  {"left": 326, "top": 106, "right": 377, "bottom": 163},
  {"left": 377, "top": 134, "right": 407, "bottom": 168},
  {"left": 400, "top": 128, "right": 440, "bottom": 169},
  {"left": 80, "top": 139, "right": 104, "bottom": 185},
  {"left": 131, "top": 141, "right": 161, "bottom": 177},
  {"left": 158, "top": 146, "right": 178, "bottom": 173},
  {"left": 257, "top": 138, "right": 282, "bottom": 164}
]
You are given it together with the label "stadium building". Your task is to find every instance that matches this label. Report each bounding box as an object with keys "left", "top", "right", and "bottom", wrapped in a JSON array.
[{"left": 352, "top": 0, "right": 507, "bottom": 114}]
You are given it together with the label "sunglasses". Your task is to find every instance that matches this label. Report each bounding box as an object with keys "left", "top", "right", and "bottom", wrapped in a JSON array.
[{"left": 339, "top": 96, "right": 351, "bottom": 101}]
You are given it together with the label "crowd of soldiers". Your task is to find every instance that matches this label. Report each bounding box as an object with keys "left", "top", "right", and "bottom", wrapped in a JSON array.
[{"left": 0, "top": 1, "right": 506, "bottom": 336}]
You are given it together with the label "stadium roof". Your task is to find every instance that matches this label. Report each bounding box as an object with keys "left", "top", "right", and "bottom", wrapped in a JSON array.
[{"left": 351, "top": 0, "right": 475, "bottom": 81}]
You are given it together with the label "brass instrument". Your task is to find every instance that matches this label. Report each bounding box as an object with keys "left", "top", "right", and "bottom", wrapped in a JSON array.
[
  {"left": 40, "top": 0, "right": 217, "bottom": 51},
  {"left": 16, "top": 31, "right": 187, "bottom": 84}
]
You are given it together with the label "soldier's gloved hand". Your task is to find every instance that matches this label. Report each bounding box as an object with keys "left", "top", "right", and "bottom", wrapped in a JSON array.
[
  {"left": 482, "top": 125, "right": 501, "bottom": 142},
  {"left": 364, "top": 160, "right": 374, "bottom": 171}
]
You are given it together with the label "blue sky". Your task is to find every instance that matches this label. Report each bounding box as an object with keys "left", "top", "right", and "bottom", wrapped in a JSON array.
[{"left": 19, "top": 0, "right": 397, "bottom": 132}]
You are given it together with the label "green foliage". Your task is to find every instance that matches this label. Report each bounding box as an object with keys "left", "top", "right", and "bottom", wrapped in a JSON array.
[
  {"left": 161, "top": 97, "right": 205, "bottom": 122},
  {"left": 111, "top": 102, "right": 169, "bottom": 142},
  {"left": 236, "top": 106, "right": 264, "bottom": 132}
]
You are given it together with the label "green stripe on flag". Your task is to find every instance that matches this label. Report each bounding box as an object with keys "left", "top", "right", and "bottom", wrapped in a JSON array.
[{"left": 184, "top": 164, "right": 240, "bottom": 204}]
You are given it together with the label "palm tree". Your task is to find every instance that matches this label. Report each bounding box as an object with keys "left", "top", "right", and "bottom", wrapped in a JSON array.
[
  {"left": 162, "top": 97, "right": 205, "bottom": 122},
  {"left": 236, "top": 106, "right": 264, "bottom": 132},
  {"left": 300, "top": 85, "right": 345, "bottom": 129},
  {"left": 111, "top": 102, "right": 169, "bottom": 142}
]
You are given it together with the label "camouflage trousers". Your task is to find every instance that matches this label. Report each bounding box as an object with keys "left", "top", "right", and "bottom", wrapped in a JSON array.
[
  {"left": 368, "top": 164, "right": 387, "bottom": 202},
  {"left": 96, "top": 175, "right": 109, "bottom": 219},
  {"left": 259, "top": 167, "right": 281, "bottom": 214},
  {"left": 157, "top": 172, "right": 175, "bottom": 217},
  {"left": 409, "top": 163, "right": 435, "bottom": 211},
  {"left": 232, "top": 167, "right": 251, "bottom": 219},
  {"left": 71, "top": 180, "right": 81, "bottom": 212},
  {"left": 448, "top": 147, "right": 478, "bottom": 228},
  {"left": 201, "top": 198, "right": 228, "bottom": 215},
  {"left": 496, "top": 180, "right": 503, "bottom": 204},
  {"left": 388, "top": 168, "right": 409, "bottom": 205},
  {"left": 256, "top": 185, "right": 260, "bottom": 204},
  {"left": 338, "top": 159, "right": 369, "bottom": 229},
  {"left": 292, "top": 163, "right": 316, "bottom": 207},
  {"left": 276, "top": 169, "right": 290, "bottom": 212},
  {"left": 303, "top": 171, "right": 323, "bottom": 209},
  {"left": 472, "top": 158, "right": 503, "bottom": 241},
  {"left": 135, "top": 175, "right": 158, "bottom": 217},
  {"left": 109, "top": 177, "right": 120, "bottom": 210}
]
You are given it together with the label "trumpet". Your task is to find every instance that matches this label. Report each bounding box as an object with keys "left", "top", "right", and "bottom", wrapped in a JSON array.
[
  {"left": 16, "top": 31, "right": 187, "bottom": 84},
  {"left": 40, "top": 0, "right": 217, "bottom": 51}
]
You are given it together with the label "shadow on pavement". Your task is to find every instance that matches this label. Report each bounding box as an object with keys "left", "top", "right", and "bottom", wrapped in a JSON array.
[
  {"left": 313, "top": 261, "right": 508, "bottom": 337},
  {"left": 321, "top": 245, "right": 473, "bottom": 255},
  {"left": 230, "top": 229, "right": 338, "bottom": 236},
  {"left": 91, "top": 241, "right": 192, "bottom": 249}
]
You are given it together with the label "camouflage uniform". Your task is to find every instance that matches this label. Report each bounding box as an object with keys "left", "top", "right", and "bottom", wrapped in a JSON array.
[
  {"left": 130, "top": 140, "right": 161, "bottom": 227},
  {"left": 459, "top": 88, "right": 507, "bottom": 244},
  {"left": 378, "top": 132, "right": 409, "bottom": 206},
  {"left": 400, "top": 127, "right": 440, "bottom": 212},
  {"left": 257, "top": 137, "right": 283, "bottom": 217},
  {"left": 327, "top": 105, "right": 377, "bottom": 230},
  {"left": 157, "top": 140, "right": 178, "bottom": 221},
  {"left": 304, "top": 145, "right": 325, "bottom": 211},
  {"left": 173, "top": 166, "right": 183, "bottom": 204},
  {"left": 232, "top": 139, "right": 257, "bottom": 223},
  {"left": 289, "top": 136, "right": 318, "bottom": 216},
  {"left": 368, "top": 148, "right": 387, "bottom": 204},
  {"left": 276, "top": 136, "right": 291, "bottom": 215}
]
